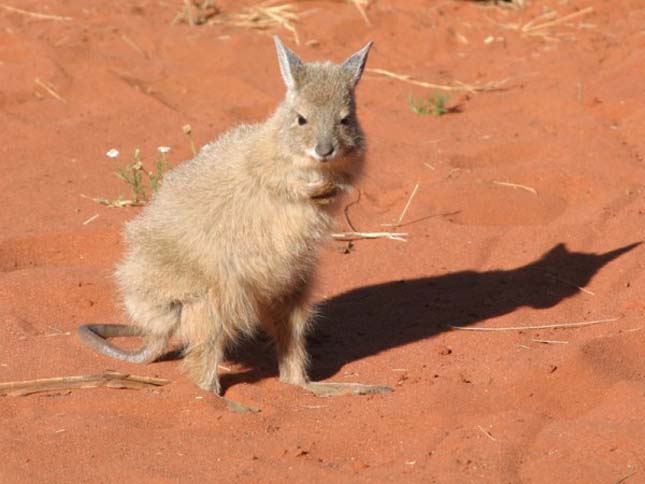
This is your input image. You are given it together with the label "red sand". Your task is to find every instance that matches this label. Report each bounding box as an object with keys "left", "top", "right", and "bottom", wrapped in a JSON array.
[{"left": 1, "top": 1, "right": 643, "bottom": 482}]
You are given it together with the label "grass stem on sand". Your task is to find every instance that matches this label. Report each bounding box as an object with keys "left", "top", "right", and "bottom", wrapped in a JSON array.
[
  {"left": 366, "top": 68, "right": 511, "bottom": 93},
  {"left": 0, "top": 4, "right": 72, "bottom": 21},
  {"left": 450, "top": 317, "right": 620, "bottom": 332},
  {"left": 383, "top": 183, "right": 420, "bottom": 227}
]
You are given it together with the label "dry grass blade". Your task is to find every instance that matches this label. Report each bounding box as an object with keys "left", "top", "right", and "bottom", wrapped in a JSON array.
[
  {"left": 0, "top": 4, "right": 72, "bottom": 21},
  {"left": 213, "top": 3, "right": 301, "bottom": 44},
  {"left": 85, "top": 195, "right": 142, "bottom": 208},
  {"left": 366, "top": 68, "right": 511, "bottom": 93},
  {"left": 493, "top": 180, "right": 537, "bottom": 195},
  {"left": 383, "top": 183, "right": 420, "bottom": 227},
  {"left": 34, "top": 78, "right": 65, "bottom": 103},
  {"left": 332, "top": 231, "right": 408, "bottom": 242},
  {"left": 523, "top": 6, "right": 594, "bottom": 33},
  {"left": 82, "top": 214, "right": 99, "bottom": 225},
  {"left": 450, "top": 317, "right": 619, "bottom": 332},
  {"left": 477, "top": 425, "right": 497, "bottom": 441},
  {"left": 121, "top": 34, "right": 148, "bottom": 59},
  {"left": 348, "top": 0, "right": 371, "bottom": 25},
  {"left": 532, "top": 339, "right": 569, "bottom": 344},
  {"left": 544, "top": 271, "right": 595, "bottom": 296},
  {"left": 613, "top": 469, "right": 637, "bottom": 484},
  {"left": 0, "top": 370, "right": 171, "bottom": 396},
  {"left": 491, "top": 5, "right": 594, "bottom": 41}
]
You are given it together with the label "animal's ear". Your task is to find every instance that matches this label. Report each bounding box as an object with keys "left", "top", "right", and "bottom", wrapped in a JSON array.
[
  {"left": 274, "top": 35, "right": 303, "bottom": 90},
  {"left": 341, "top": 41, "right": 373, "bottom": 87}
]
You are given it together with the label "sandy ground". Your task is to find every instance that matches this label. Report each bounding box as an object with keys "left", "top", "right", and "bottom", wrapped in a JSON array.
[{"left": 0, "top": 0, "right": 644, "bottom": 482}]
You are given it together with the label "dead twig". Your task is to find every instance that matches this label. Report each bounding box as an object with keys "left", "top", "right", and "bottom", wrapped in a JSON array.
[
  {"left": 343, "top": 190, "right": 361, "bottom": 232},
  {"left": 450, "top": 317, "right": 620, "bottom": 332},
  {"left": 0, "top": 370, "right": 171, "bottom": 396}
]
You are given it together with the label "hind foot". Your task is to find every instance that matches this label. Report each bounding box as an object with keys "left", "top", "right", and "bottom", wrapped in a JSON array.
[{"left": 200, "top": 381, "right": 260, "bottom": 414}]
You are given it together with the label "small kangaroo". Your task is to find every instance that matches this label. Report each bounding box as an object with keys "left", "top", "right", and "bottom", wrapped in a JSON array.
[{"left": 78, "top": 37, "right": 391, "bottom": 412}]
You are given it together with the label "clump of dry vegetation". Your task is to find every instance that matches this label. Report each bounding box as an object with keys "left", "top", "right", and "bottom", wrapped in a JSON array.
[
  {"left": 210, "top": 2, "right": 302, "bottom": 44},
  {"left": 172, "top": 0, "right": 219, "bottom": 26}
]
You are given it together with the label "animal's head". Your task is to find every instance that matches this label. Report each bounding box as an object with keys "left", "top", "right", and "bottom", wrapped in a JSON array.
[{"left": 272, "top": 36, "right": 372, "bottom": 176}]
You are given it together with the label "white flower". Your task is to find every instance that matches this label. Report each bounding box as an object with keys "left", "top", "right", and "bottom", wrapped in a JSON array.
[
  {"left": 157, "top": 146, "right": 171, "bottom": 154},
  {"left": 106, "top": 148, "right": 120, "bottom": 158}
]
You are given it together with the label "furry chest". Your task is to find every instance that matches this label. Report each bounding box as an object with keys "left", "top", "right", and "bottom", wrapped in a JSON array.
[{"left": 227, "top": 206, "right": 329, "bottom": 299}]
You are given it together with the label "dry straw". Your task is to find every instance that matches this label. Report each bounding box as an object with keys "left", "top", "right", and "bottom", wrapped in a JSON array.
[
  {"left": 492, "top": 180, "right": 537, "bottom": 195},
  {"left": 34, "top": 78, "right": 65, "bottom": 103},
  {"left": 366, "top": 68, "right": 511, "bottom": 93},
  {"left": 172, "top": 0, "right": 219, "bottom": 26},
  {"left": 0, "top": 371, "right": 171, "bottom": 396},
  {"left": 382, "top": 183, "right": 420, "bottom": 228},
  {"left": 348, "top": 0, "right": 371, "bottom": 25},
  {"left": 0, "top": 4, "right": 72, "bottom": 21},
  {"left": 488, "top": 5, "right": 594, "bottom": 42},
  {"left": 450, "top": 317, "right": 620, "bottom": 332},
  {"left": 212, "top": 2, "right": 303, "bottom": 44}
]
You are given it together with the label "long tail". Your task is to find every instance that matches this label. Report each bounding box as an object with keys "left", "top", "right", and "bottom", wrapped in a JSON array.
[{"left": 77, "top": 324, "right": 165, "bottom": 364}]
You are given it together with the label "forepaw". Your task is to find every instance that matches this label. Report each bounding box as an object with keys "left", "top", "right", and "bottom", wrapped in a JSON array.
[{"left": 307, "top": 179, "right": 338, "bottom": 203}]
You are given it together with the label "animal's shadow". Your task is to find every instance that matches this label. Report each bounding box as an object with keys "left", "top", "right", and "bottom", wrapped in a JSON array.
[{"left": 220, "top": 242, "right": 639, "bottom": 388}]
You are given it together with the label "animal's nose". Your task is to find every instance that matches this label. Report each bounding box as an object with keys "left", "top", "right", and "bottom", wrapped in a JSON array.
[{"left": 315, "top": 142, "right": 334, "bottom": 158}]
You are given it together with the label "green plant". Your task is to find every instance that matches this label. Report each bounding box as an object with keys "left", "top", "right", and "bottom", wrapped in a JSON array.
[
  {"left": 92, "top": 125, "right": 197, "bottom": 208},
  {"left": 115, "top": 148, "right": 148, "bottom": 204},
  {"left": 408, "top": 92, "right": 449, "bottom": 117},
  {"left": 93, "top": 146, "right": 172, "bottom": 207},
  {"left": 149, "top": 148, "right": 170, "bottom": 193}
]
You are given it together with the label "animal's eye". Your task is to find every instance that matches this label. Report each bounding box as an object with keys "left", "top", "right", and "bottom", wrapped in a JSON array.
[
  {"left": 297, "top": 114, "right": 307, "bottom": 126},
  {"left": 340, "top": 115, "right": 350, "bottom": 125}
]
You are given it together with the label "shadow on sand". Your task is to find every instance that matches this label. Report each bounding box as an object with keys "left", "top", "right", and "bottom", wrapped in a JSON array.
[{"left": 221, "top": 242, "right": 639, "bottom": 388}]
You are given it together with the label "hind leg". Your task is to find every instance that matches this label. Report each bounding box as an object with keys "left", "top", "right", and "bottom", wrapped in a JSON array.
[
  {"left": 269, "top": 296, "right": 392, "bottom": 397},
  {"left": 181, "top": 296, "right": 260, "bottom": 413}
]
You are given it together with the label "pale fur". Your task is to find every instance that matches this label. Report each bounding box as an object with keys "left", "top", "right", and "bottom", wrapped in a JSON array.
[{"left": 81, "top": 37, "right": 373, "bottom": 395}]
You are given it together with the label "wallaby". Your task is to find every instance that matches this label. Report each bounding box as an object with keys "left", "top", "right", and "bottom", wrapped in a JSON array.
[{"left": 78, "top": 36, "right": 391, "bottom": 412}]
